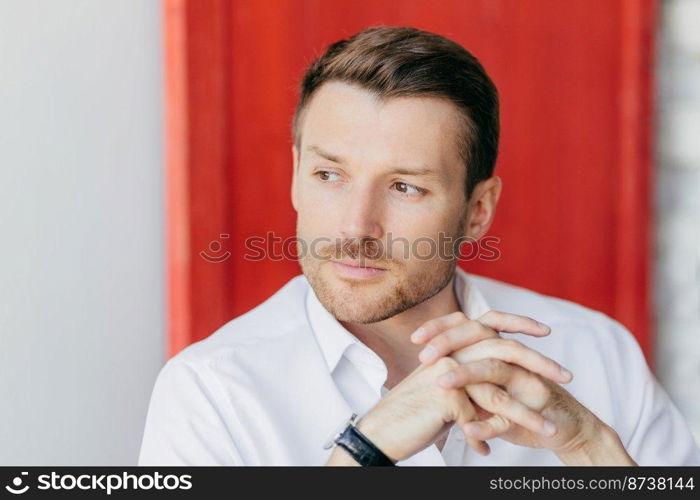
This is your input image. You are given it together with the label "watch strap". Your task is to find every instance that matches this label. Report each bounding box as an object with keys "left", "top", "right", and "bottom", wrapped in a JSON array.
[{"left": 335, "top": 422, "right": 396, "bottom": 466}]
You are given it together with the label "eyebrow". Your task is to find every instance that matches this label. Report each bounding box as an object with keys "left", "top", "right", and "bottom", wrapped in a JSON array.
[
  {"left": 305, "top": 144, "right": 441, "bottom": 178},
  {"left": 306, "top": 145, "right": 346, "bottom": 164}
]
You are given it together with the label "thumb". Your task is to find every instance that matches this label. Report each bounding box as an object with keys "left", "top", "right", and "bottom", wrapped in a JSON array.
[
  {"left": 464, "top": 413, "right": 512, "bottom": 441},
  {"left": 453, "top": 390, "right": 491, "bottom": 456}
]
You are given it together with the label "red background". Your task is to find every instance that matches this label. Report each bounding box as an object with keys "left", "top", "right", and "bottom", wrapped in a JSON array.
[{"left": 163, "top": 0, "right": 656, "bottom": 366}]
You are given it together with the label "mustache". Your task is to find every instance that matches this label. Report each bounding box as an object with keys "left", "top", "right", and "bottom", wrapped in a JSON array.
[{"left": 317, "top": 237, "right": 391, "bottom": 264}]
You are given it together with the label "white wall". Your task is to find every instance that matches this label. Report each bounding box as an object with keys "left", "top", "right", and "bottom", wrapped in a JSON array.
[
  {"left": 0, "top": 0, "right": 165, "bottom": 464},
  {"left": 655, "top": 0, "right": 700, "bottom": 444}
]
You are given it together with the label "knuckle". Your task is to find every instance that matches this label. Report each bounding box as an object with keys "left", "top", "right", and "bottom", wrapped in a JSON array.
[
  {"left": 420, "top": 318, "right": 442, "bottom": 333},
  {"left": 492, "top": 414, "right": 511, "bottom": 431},
  {"left": 420, "top": 311, "right": 465, "bottom": 334},
  {"left": 537, "top": 377, "right": 554, "bottom": 396},
  {"left": 462, "top": 318, "right": 477, "bottom": 328},
  {"left": 530, "top": 376, "right": 547, "bottom": 392},
  {"left": 463, "top": 320, "right": 485, "bottom": 337},
  {"left": 483, "top": 357, "right": 503, "bottom": 375},
  {"left": 435, "top": 356, "right": 459, "bottom": 372},
  {"left": 418, "top": 322, "right": 436, "bottom": 336},
  {"left": 502, "top": 314, "right": 517, "bottom": 330},
  {"left": 499, "top": 338, "right": 520, "bottom": 349},
  {"left": 476, "top": 321, "right": 498, "bottom": 337},
  {"left": 480, "top": 309, "right": 497, "bottom": 321},
  {"left": 497, "top": 338, "right": 522, "bottom": 354},
  {"left": 519, "top": 372, "right": 546, "bottom": 395},
  {"left": 489, "top": 388, "right": 511, "bottom": 408},
  {"left": 450, "top": 311, "right": 467, "bottom": 320},
  {"left": 449, "top": 322, "right": 478, "bottom": 344},
  {"left": 428, "top": 335, "right": 448, "bottom": 352}
]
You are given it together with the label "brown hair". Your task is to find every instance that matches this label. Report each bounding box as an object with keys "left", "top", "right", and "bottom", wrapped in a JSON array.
[{"left": 292, "top": 25, "right": 499, "bottom": 200}]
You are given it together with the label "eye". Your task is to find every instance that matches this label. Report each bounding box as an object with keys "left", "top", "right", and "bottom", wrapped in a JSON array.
[
  {"left": 314, "top": 170, "right": 342, "bottom": 183},
  {"left": 393, "top": 181, "right": 426, "bottom": 196}
]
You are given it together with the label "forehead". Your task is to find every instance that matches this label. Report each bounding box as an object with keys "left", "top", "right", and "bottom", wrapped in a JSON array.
[{"left": 299, "top": 81, "right": 464, "bottom": 175}]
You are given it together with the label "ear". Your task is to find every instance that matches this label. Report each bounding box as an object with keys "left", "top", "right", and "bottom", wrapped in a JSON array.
[
  {"left": 464, "top": 175, "right": 502, "bottom": 240},
  {"left": 291, "top": 144, "right": 299, "bottom": 212}
]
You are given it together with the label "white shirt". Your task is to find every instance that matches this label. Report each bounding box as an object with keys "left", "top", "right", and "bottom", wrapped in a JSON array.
[{"left": 138, "top": 267, "right": 700, "bottom": 466}]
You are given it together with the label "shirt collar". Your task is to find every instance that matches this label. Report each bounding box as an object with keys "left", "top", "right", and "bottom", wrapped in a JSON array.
[{"left": 305, "top": 266, "right": 492, "bottom": 374}]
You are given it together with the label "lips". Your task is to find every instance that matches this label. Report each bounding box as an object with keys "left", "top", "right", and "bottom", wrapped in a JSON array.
[
  {"left": 332, "top": 258, "right": 387, "bottom": 270},
  {"left": 330, "top": 259, "right": 388, "bottom": 279}
]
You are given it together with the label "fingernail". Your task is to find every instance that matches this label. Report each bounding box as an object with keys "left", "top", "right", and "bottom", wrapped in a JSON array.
[
  {"left": 543, "top": 420, "right": 557, "bottom": 436},
  {"left": 410, "top": 328, "right": 427, "bottom": 343},
  {"left": 537, "top": 321, "right": 551, "bottom": 333},
  {"left": 560, "top": 367, "right": 573, "bottom": 381},
  {"left": 419, "top": 344, "right": 438, "bottom": 363},
  {"left": 437, "top": 372, "right": 455, "bottom": 386}
]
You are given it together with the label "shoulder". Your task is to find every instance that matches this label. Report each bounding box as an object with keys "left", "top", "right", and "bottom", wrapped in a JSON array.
[
  {"left": 469, "top": 273, "right": 612, "bottom": 327},
  {"left": 169, "top": 273, "right": 313, "bottom": 370},
  {"left": 470, "top": 273, "right": 637, "bottom": 336},
  {"left": 139, "top": 274, "right": 320, "bottom": 465},
  {"left": 467, "top": 272, "right": 646, "bottom": 373}
]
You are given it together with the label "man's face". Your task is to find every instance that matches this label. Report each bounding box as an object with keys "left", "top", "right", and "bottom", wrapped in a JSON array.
[{"left": 292, "top": 81, "right": 469, "bottom": 324}]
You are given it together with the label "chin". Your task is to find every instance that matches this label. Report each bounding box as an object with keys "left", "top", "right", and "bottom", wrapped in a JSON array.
[
  {"left": 320, "top": 281, "right": 415, "bottom": 324},
  {"left": 303, "top": 256, "right": 453, "bottom": 324},
  {"left": 325, "top": 301, "right": 396, "bottom": 324}
]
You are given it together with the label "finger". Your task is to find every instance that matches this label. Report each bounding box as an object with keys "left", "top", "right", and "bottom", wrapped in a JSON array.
[
  {"left": 463, "top": 414, "right": 512, "bottom": 441},
  {"left": 412, "top": 309, "right": 551, "bottom": 346},
  {"left": 451, "top": 338, "right": 573, "bottom": 384},
  {"left": 437, "top": 358, "right": 521, "bottom": 388},
  {"left": 466, "top": 435, "right": 491, "bottom": 456},
  {"left": 466, "top": 382, "right": 557, "bottom": 439},
  {"left": 410, "top": 311, "right": 468, "bottom": 344},
  {"left": 418, "top": 322, "right": 497, "bottom": 364},
  {"left": 450, "top": 380, "right": 491, "bottom": 456},
  {"left": 437, "top": 359, "right": 557, "bottom": 436},
  {"left": 438, "top": 357, "right": 552, "bottom": 403},
  {"left": 442, "top": 359, "right": 552, "bottom": 411},
  {"left": 477, "top": 310, "right": 551, "bottom": 337}
]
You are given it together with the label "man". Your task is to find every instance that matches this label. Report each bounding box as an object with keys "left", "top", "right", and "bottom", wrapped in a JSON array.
[{"left": 138, "top": 26, "right": 700, "bottom": 466}]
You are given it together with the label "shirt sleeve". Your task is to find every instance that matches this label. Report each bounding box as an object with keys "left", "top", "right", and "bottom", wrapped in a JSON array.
[
  {"left": 609, "top": 319, "right": 700, "bottom": 466},
  {"left": 137, "top": 357, "right": 245, "bottom": 465}
]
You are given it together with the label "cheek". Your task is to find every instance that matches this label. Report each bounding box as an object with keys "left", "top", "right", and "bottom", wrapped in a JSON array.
[
  {"left": 295, "top": 198, "right": 337, "bottom": 241},
  {"left": 387, "top": 219, "right": 437, "bottom": 261},
  {"left": 299, "top": 175, "right": 344, "bottom": 204},
  {"left": 386, "top": 217, "right": 452, "bottom": 262},
  {"left": 297, "top": 181, "right": 345, "bottom": 221}
]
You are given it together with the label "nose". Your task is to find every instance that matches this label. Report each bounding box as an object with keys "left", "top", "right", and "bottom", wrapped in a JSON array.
[{"left": 336, "top": 180, "right": 383, "bottom": 241}]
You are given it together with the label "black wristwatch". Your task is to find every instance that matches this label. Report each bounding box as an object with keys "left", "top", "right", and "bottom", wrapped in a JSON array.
[{"left": 323, "top": 413, "right": 396, "bottom": 466}]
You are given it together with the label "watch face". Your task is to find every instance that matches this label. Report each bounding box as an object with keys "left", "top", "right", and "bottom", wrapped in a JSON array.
[{"left": 322, "top": 413, "right": 357, "bottom": 449}]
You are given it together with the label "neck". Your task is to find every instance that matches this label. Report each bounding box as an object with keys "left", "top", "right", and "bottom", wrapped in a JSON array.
[{"left": 339, "top": 273, "right": 462, "bottom": 389}]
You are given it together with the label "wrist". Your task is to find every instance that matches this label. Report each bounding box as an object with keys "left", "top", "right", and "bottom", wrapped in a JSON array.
[
  {"left": 325, "top": 444, "right": 362, "bottom": 466},
  {"left": 555, "top": 422, "right": 637, "bottom": 466},
  {"left": 354, "top": 415, "right": 401, "bottom": 463}
]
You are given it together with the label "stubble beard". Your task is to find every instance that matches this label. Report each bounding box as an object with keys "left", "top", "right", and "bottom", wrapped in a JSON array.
[{"left": 298, "top": 216, "right": 466, "bottom": 324}]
